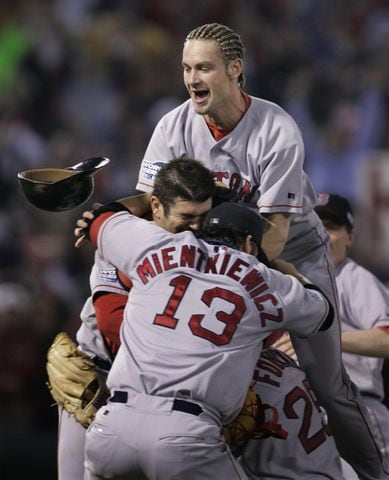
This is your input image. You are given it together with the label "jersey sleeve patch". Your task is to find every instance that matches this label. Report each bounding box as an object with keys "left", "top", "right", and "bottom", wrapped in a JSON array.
[
  {"left": 98, "top": 268, "right": 118, "bottom": 283},
  {"left": 139, "top": 160, "right": 167, "bottom": 182}
]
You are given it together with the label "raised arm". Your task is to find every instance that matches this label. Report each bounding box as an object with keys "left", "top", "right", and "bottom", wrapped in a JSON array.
[
  {"left": 74, "top": 192, "right": 152, "bottom": 247},
  {"left": 261, "top": 213, "right": 292, "bottom": 261}
]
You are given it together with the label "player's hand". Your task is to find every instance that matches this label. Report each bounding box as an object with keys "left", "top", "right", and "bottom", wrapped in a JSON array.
[
  {"left": 74, "top": 202, "right": 102, "bottom": 248},
  {"left": 272, "top": 333, "right": 298, "bottom": 363},
  {"left": 270, "top": 259, "right": 299, "bottom": 276},
  {"left": 270, "top": 259, "right": 309, "bottom": 285}
]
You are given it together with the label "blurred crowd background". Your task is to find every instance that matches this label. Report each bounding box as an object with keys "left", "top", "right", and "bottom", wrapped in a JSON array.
[{"left": 1, "top": 0, "right": 389, "bottom": 477}]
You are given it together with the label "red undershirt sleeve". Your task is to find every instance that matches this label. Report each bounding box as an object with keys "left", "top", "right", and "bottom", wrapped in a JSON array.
[
  {"left": 93, "top": 292, "right": 128, "bottom": 356},
  {"left": 89, "top": 212, "right": 114, "bottom": 246}
]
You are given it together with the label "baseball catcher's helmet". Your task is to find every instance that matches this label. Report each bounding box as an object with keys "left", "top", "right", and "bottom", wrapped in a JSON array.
[{"left": 17, "top": 157, "right": 110, "bottom": 212}]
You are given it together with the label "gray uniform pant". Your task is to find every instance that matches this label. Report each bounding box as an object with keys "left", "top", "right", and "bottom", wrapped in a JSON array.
[
  {"left": 84, "top": 392, "right": 247, "bottom": 480},
  {"left": 57, "top": 407, "right": 86, "bottom": 480}
]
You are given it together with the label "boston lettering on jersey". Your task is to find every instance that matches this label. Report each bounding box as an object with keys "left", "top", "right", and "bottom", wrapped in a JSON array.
[
  {"left": 136, "top": 244, "right": 283, "bottom": 327},
  {"left": 213, "top": 170, "right": 259, "bottom": 203}
]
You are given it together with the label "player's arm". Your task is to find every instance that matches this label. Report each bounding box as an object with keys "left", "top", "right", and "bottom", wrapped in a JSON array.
[
  {"left": 74, "top": 193, "right": 152, "bottom": 247},
  {"left": 261, "top": 213, "right": 292, "bottom": 261},
  {"left": 271, "top": 332, "right": 298, "bottom": 362},
  {"left": 270, "top": 258, "right": 334, "bottom": 332},
  {"left": 116, "top": 192, "right": 151, "bottom": 217},
  {"left": 269, "top": 258, "right": 308, "bottom": 285},
  {"left": 341, "top": 327, "right": 389, "bottom": 358}
]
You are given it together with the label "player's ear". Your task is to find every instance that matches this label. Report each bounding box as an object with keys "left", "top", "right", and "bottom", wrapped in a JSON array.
[
  {"left": 242, "top": 234, "right": 258, "bottom": 256},
  {"left": 346, "top": 228, "right": 355, "bottom": 248},
  {"left": 150, "top": 196, "right": 163, "bottom": 219},
  {"left": 228, "top": 58, "right": 243, "bottom": 82}
]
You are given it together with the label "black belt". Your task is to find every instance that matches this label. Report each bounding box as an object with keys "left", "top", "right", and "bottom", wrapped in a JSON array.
[
  {"left": 110, "top": 391, "right": 203, "bottom": 416},
  {"left": 93, "top": 357, "right": 112, "bottom": 371}
]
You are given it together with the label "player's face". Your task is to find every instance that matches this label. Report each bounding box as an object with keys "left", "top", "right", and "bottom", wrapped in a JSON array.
[
  {"left": 151, "top": 196, "right": 212, "bottom": 233},
  {"left": 322, "top": 220, "right": 355, "bottom": 266},
  {"left": 182, "top": 40, "right": 242, "bottom": 121}
]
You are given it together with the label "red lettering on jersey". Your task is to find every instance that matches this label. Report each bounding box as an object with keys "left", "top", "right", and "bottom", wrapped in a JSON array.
[
  {"left": 240, "top": 269, "right": 266, "bottom": 292},
  {"left": 136, "top": 258, "right": 157, "bottom": 285},
  {"left": 238, "top": 178, "right": 258, "bottom": 203},
  {"left": 253, "top": 368, "right": 280, "bottom": 387},
  {"left": 229, "top": 173, "right": 258, "bottom": 203},
  {"left": 161, "top": 247, "right": 178, "bottom": 270},
  {"left": 252, "top": 349, "right": 298, "bottom": 388},
  {"left": 229, "top": 173, "right": 241, "bottom": 192},
  {"left": 226, "top": 258, "right": 250, "bottom": 281},
  {"left": 219, "top": 253, "right": 231, "bottom": 274},
  {"left": 284, "top": 386, "right": 328, "bottom": 453},
  {"left": 214, "top": 172, "right": 229, "bottom": 183},
  {"left": 260, "top": 309, "right": 284, "bottom": 327},
  {"left": 254, "top": 293, "right": 277, "bottom": 311},
  {"left": 249, "top": 282, "right": 269, "bottom": 298},
  {"left": 189, "top": 287, "right": 246, "bottom": 346},
  {"left": 154, "top": 275, "right": 191, "bottom": 329},
  {"left": 196, "top": 249, "right": 206, "bottom": 270},
  {"left": 261, "top": 349, "right": 296, "bottom": 369},
  {"left": 151, "top": 253, "right": 163, "bottom": 274},
  {"left": 180, "top": 245, "right": 196, "bottom": 268},
  {"left": 204, "top": 254, "right": 219, "bottom": 274},
  {"left": 257, "top": 359, "right": 283, "bottom": 378},
  {"left": 213, "top": 171, "right": 259, "bottom": 203}
]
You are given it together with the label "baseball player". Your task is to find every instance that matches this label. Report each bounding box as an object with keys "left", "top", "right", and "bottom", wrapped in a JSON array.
[
  {"left": 55, "top": 158, "right": 216, "bottom": 479},
  {"left": 82, "top": 201, "right": 334, "bottom": 480},
  {"left": 315, "top": 193, "right": 389, "bottom": 477},
  {"left": 122, "top": 22, "right": 386, "bottom": 479},
  {"left": 239, "top": 346, "right": 345, "bottom": 479}
]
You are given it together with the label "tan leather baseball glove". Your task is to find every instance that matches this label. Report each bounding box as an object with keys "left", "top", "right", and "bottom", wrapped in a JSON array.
[
  {"left": 46, "top": 332, "right": 110, "bottom": 427},
  {"left": 223, "top": 388, "right": 264, "bottom": 448}
]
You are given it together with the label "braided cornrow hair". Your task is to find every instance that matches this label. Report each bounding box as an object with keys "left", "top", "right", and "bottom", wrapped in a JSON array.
[{"left": 186, "top": 23, "right": 246, "bottom": 87}]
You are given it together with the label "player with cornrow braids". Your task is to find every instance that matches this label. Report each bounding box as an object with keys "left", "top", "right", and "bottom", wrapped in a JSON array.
[
  {"left": 185, "top": 22, "right": 246, "bottom": 88},
  {"left": 134, "top": 23, "right": 388, "bottom": 479}
]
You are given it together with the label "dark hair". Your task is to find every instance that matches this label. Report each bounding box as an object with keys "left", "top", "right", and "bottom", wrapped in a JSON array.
[
  {"left": 185, "top": 23, "right": 245, "bottom": 88},
  {"left": 198, "top": 225, "right": 270, "bottom": 266},
  {"left": 197, "top": 225, "right": 246, "bottom": 250},
  {"left": 212, "top": 185, "right": 239, "bottom": 207},
  {"left": 152, "top": 158, "right": 215, "bottom": 213}
]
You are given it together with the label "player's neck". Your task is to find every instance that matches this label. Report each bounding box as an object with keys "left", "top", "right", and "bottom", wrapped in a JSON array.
[{"left": 205, "top": 90, "right": 248, "bottom": 130}]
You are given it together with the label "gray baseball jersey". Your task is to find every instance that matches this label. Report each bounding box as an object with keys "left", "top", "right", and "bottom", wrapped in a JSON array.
[
  {"left": 134, "top": 96, "right": 388, "bottom": 479},
  {"left": 98, "top": 213, "right": 329, "bottom": 424},
  {"left": 240, "top": 347, "right": 344, "bottom": 479},
  {"left": 84, "top": 212, "right": 330, "bottom": 480},
  {"left": 336, "top": 257, "right": 389, "bottom": 474},
  {"left": 136, "top": 96, "right": 326, "bottom": 266},
  {"left": 336, "top": 257, "right": 389, "bottom": 397}
]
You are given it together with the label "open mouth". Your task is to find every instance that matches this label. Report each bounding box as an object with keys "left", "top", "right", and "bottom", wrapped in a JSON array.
[{"left": 193, "top": 89, "right": 209, "bottom": 101}]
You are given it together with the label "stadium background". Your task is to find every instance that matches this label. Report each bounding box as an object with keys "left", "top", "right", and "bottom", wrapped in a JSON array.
[{"left": 1, "top": 1, "right": 389, "bottom": 478}]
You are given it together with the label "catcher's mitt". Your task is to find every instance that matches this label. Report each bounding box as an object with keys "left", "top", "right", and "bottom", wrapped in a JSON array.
[
  {"left": 46, "top": 332, "right": 110, "bottom": 427},
  {"left": 223, "top": 388, "right": 264, "bottom": 448},
  {"left": 223, "top": 388, "right": 288, "bottom": 449}
]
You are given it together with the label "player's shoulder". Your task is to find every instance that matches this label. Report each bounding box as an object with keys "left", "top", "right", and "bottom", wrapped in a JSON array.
[
  {"left": 249, "top": 95, "right": 295, "bottom": 120},
  {"left": 158, "top": 99, "right": 194, "bottom": 126},
  {"left": 337, "top": 257, "right": 388, "bottom": 292},
  {"left": 337, "top": 257, "right": 376, "bottom": 280},
  {"left": 248, "top": 95, "right": 302, "bottom": 139}
]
